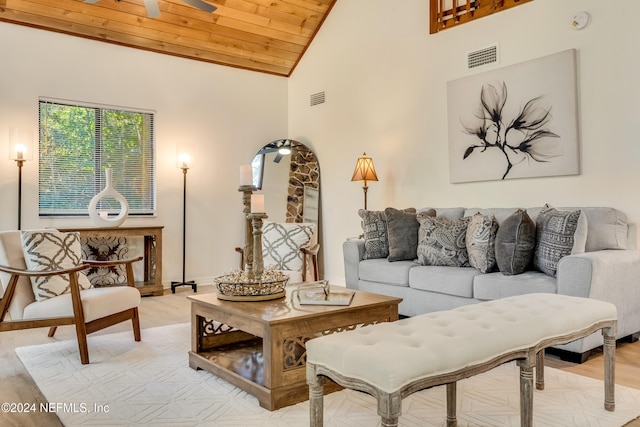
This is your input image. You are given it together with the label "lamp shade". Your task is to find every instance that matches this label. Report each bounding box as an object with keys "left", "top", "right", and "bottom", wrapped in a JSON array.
[
  {"left": 351, "top": 152, "right": 378, "bottom": 182},
  {"left": 9, "top": 128, "right": 34, "bottom": 161}
]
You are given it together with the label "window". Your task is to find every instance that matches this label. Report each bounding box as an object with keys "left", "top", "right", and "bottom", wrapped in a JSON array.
[
  {"left": 38, "top": 99, "right": 155, "bottom": 216},
  {"left": 430, "top": 0, "right": 533, "bottom": 34}
]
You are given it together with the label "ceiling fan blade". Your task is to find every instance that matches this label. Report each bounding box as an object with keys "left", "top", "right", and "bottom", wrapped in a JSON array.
[
  {"left": 143, "top": 0, "right": 161, "bottom": 18},
  {"left": 273, "top": 153, "right": 284, "bottom": 163},
  {"left": 181, "top": 0, "right": 217, "bottom": 13}
]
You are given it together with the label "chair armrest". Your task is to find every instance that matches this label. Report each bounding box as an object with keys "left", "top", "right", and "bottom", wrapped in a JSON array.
[
  {"left": 0, "top": 263, "right": 90, "bottom": 321},
  {"left": 0, "top": 264, "right": 88, "bottom": 278},
  {"left": 83, "top": 256, "right": 143, "bottom": 267},
  {"left": 301, "top": 244, "right": 320, "bottom": 256},
  {"left": 82, "top": 256, "right": 143, "bottom": 288}
]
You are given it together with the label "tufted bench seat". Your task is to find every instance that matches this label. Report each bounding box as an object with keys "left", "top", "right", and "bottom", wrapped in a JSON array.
[{"left": 306, "top": 293, "right": 617, "bottom": 427}]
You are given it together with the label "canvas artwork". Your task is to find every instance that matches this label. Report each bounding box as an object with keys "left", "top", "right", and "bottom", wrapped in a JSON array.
[{"left": 447, "top": 49, "right": 580, "bottom": 183}]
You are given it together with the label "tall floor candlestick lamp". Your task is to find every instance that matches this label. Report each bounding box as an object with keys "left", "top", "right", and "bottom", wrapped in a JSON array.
[
  {"left": 9, "top": 128, "right": 34, "bottom": 230},
  {"left": 171, "top": 150, "right": 197, "bottom": 293},
  {"left": 351, "top": 152, "right": 378, "bottom": 210}
]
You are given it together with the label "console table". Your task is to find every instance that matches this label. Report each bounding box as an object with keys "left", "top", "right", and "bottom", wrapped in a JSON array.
[{"left": 58, "top": 226, "right": 163, "bottom": 296}]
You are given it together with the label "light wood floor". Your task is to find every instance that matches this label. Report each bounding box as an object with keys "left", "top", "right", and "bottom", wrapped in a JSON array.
[{"left": 1, "top": 285, "right": 639, "bottom": 426}]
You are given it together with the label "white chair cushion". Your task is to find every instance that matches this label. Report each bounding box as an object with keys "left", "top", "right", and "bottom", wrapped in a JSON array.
[{"left": 23, "top": 286, "right": 141, "bottom": 323}]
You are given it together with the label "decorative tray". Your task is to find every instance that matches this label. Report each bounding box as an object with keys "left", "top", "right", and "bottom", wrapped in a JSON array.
[{"left": 293, "top": 281, "right": 355, "bottom": 306}]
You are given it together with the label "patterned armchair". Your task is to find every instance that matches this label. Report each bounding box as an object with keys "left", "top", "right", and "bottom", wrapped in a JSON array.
[{"left": 0, "top": 230, "right": 142, "bottom": 364}]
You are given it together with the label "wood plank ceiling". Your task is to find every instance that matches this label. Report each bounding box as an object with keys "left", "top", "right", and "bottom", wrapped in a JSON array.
[{"left": 0, "top": 0, "right": 336, "bottom": 77}]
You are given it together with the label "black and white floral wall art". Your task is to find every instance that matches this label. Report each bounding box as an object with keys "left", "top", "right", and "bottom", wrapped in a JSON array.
[{"left": 447, "top": 49, "right": 580, "bottom": 183}]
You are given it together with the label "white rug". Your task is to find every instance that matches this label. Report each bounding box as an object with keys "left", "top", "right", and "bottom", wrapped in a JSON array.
[{"left": 16, "top": 323, "right": 640, "bottom": 426}]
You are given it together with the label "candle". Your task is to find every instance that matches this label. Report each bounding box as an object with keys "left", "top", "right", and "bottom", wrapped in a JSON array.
[
  {"left": 251, "top": 194, "right": 265, "bottom": 213},
  {"left": 240, "top": 164, "right": 253, "bottom": 186}
]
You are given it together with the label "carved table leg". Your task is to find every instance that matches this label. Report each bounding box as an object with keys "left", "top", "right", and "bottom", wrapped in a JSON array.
[
  {"left": 307, "top": 363, "right": 325, "bottom": 427},
  {"left": 517, "top": 359, "right": 534, "bottom": 427},
  {"left": 378, "top": 391, "right": 401, "bottom": 427},
  {"left": 603, "top": 326, "right": 616, "bottom": 412},
  {"left": 535, "top": 351, "right": 545, "bottom": 390},
  {"left": 446, "top": 382, "right": 457, "bottom": 427}
]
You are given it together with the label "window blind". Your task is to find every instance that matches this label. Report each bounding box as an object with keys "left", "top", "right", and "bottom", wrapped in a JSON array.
[{"left": 38, "top": 99, "right": 156, "bottom": 216}]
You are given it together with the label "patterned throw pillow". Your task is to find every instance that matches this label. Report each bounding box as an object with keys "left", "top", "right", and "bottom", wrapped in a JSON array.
[
  {"left": 417, "top": 215, "right": 471, "bottom": 267},
  {"left": 262, "top": 221, "right": 315, "bottom": 272},
  {"left": 386, "top": 208, "right": 435, "bottom": 262},
  {"left": 534, "top": 205, "right": 584, "bottom": 277},
  {"left": 81, "top": 237, "right": 129, "bottom": 287},
  {"left": 358, "top": 208, "right": 416, "bottom": 259},
  {"left": 495, "top": 209, "right": 536, "bottom": 275},
  {"left": 21, "top": 230, "right": 92, "bottom": 301},
  {"left": 466, "top": 213, "right": 498, "bottom": 273}
]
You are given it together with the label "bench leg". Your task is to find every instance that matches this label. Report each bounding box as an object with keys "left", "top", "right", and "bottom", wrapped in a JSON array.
[
  {"left": 307, "top": 363, "right": 325, "bottom": 427},
  {"left": 446, "top": 382, "right": 457, "bottom": 427},
  {"left": 517, "top": 360, "right": 534, "bottom": 427},
  {"left": 603, "top": 326, "right": 616, "bottom": 412},
  {"left": 378, "top": 391, "right": 401, "bottom": 427},
  {"left": 535, "top": 351, "right": 545, "bottom": 390}
]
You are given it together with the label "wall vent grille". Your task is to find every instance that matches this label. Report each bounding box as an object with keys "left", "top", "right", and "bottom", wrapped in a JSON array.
[
  {"left": 467, "top": 44, "right": 499, "bottom": 69},
  {"left": 310, "top": 91, "right": 325, "bottom": 106}
]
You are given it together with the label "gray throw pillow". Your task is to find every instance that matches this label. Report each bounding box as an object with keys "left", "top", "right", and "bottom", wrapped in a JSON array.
[
  {"left": 386, "top": 208, "right": 435, "bottom": 262},
  {"left": 494, "top": 209, "right": 536, "bottom": 275},
  {"left": 466, "top": 213, "right": 498, "bottom": 273},
  {"left": 359, "top": 208, "right": 416, "bottom": 259},
  {"left": 534, "top": 205, "right": 583, "bottom": 277},
  {"left": 417, "top": 215, "right": 471, "bottom": 267}
]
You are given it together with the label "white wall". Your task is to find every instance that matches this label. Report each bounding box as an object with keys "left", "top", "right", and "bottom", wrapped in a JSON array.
[
  {"left": 288, "top": 0, "right": 640, "bottom": 284},
  {"left": 0, "top": 23, "right": 288, "bottom": 286}
]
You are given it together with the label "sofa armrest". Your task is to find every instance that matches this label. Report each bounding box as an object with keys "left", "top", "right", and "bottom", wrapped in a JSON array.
[
  {"left": 343, "top": 239, "right": 365, "bottom": 290},
  {"left": 557, "top": 250, "right": 640, "bottom": 338}
]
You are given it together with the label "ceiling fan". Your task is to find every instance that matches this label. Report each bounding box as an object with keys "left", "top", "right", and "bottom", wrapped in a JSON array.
[
  {"left": 84, "top": 0, "right": 217, "bottom": 19},
  {"left": 257, "top": 139, "right": 292, "bottom": 163}
]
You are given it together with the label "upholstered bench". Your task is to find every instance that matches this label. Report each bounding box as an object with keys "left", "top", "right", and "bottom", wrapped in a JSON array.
[{"left": 306, "top": 293, "right": 617, "bottom": 427}]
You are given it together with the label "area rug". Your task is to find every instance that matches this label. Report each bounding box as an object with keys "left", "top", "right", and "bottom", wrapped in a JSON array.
[{"left": 16, "top": 323, "right": 640, "bottom": 426}]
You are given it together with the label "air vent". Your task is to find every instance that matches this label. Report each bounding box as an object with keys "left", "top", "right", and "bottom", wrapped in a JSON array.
[
  {"left": 310, "top": 91, "right": 325, "bottom": 106},
  {"left": 467, "top": 44, "right": 499, "bottom": 69}
]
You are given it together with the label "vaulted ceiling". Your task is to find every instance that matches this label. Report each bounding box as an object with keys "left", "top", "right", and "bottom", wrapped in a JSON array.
[{"left": 0, "top": 0, "right": 336, "bottom": 77}]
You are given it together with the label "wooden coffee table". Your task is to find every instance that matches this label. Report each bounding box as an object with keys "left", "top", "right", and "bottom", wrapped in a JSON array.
[{"left": 188, "top": 286, "right": 402, "bottom": 410}]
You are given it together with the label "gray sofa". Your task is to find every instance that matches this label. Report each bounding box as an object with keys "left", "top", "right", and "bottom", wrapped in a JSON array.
[{"left": 344, "top": 206, "right": 640, "bottom": 362}]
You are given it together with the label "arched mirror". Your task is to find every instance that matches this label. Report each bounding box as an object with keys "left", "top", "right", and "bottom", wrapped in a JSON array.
[{"left": 251, "top": 140, "right": 320, "bottom": 225}]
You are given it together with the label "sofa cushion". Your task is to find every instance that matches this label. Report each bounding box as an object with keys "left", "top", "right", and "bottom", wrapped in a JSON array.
[
  {"left": 21, "top": 230, "right": 92, "bottom": 302},
  {"left": 417, "top": 215, "right": 471, "bottom": 267},
  {"left": 409, "top": 266, "right": 479, "bottom": 298},
  {"left": 419, "top": 207, "right": 465, "bottom": 221},
  {"left": 494, "top": 209, "right": 536, "bottom": 275},
  {"left": 386, "top": 208, "right": 435, "bottom": 262},
  {"left": 473, "top": 271, "right": 557, "bottom": 301},
  {"left": 533, "top": 206, "right": 584, "bottom": 277},
  {"left": 466, "top": 213, "right": 498, "bottom": 273},
  {"left": 562, "top": 207, "right": 628, "bottom": 251},
  {"left": 359, "top": 258, "right": 417, "bottom": 287},
  {"left": 359, "top": 208, "right": 416, "bottom": 259}
]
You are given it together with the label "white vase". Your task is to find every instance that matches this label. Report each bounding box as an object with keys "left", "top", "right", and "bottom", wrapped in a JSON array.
[{"left": 88, "top": 168, "right": 129, "bottom": 227}]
